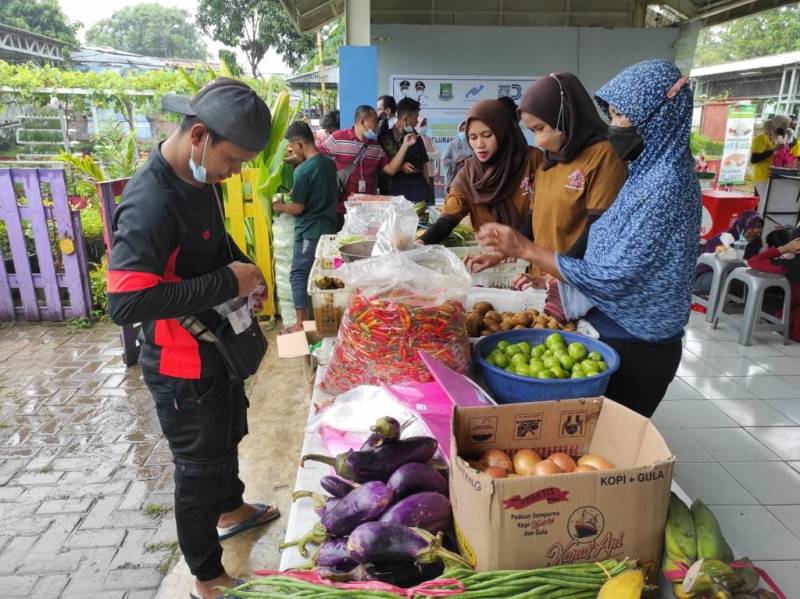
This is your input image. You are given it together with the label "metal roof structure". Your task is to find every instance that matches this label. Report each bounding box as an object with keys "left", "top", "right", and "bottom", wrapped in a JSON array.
[
  {"left": 286, "top": 66, "right": 339, "bottom": 89},
  {"left": 0, "top": 23, "right": 68, "bottom": 64},
  {"left": 280, "top": 0, "right": 797, "bottom": 33},
  {"left": 70, "top": 45, "right": 165, "bottom": 73},
  {"left": 690, "top": 50, "right": 800, "bottom": 78}
]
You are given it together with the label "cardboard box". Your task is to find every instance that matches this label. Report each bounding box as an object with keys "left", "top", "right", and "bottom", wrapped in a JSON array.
[
  {"left": 276, "top": 321, "right": 320, "bottom": 358},
  {"left": 450, "top": 397, "right": 673, "bottom": 572}
]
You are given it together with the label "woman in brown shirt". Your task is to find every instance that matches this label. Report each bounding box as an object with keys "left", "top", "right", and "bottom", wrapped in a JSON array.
[{"left": 420, "top": 99, "right": 541, "bottom": 245}]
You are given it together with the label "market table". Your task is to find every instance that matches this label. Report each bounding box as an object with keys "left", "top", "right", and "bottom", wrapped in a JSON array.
[{"left": 278, "top": 340, "right": 691, "bottom": 598}]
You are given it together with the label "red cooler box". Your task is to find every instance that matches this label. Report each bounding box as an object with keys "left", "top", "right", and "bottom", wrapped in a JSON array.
[{"left": 700, "top": 189, "right": 758, "bottom": 241}]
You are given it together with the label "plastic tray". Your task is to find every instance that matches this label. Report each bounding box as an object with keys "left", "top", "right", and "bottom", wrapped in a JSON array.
[
  {"left": 307, "top": 259, "right": 351, "bottom": 337},
  {"left": 474, "top": 329, "right": 620, "bottom": 404}
]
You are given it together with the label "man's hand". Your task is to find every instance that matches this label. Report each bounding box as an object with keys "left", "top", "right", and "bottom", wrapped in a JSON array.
[
  {"left": 272, "top": 199, "right": 283, "bottom": 214},
  {"left": 780, "top": 238, "right": 800, "bottom": 255},
  {"left": 465, "top": 253, "right": 501, "bottom": 273},
  {"left": 403, "top": 133, "right": 418, "bottom": 148},
  {"left": 228, "top": 262, "right": 264, "bottom": 297},
  {"left": 401, "top": 162, "right": 417, "bottom": 174}
]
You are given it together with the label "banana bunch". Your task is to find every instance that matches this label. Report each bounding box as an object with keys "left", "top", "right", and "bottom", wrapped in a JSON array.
[{"left": 664, "top": 494, "right": 776, "bottom": 598}]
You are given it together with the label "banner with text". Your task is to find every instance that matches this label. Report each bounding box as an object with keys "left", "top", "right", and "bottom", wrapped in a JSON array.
[{"left": 718, "top": 104, "right": 757, "bottom": 185}]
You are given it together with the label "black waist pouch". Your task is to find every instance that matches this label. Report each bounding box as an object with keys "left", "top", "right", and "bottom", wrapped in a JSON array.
[{"left": 179, "top": 312, "right": 267, "bottom": 381}]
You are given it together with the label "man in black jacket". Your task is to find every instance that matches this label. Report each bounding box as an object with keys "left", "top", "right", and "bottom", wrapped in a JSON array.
[{"left": 108, "top": 78, "right": 278, "bottom": 599}]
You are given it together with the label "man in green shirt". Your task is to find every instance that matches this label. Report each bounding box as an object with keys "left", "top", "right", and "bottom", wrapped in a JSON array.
[{"left": 273, "top": 121, "right": 339, "bottom": 331}]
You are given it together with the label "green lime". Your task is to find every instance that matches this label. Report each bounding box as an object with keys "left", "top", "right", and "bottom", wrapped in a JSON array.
[
  {"left": 506, "top": 345, "right": 522, "bottom": 357},
  {"left": 559, "top": 354, "right": 575, "bottom": 371},
  {"left": 551, "top": 365, "right": 567, "bottom": 379},
  {"left": 537, "top": 370, "right": 555, "bottom": 379},
  {"left": 545, "top": 333, "right": 564, "bottom": 348},
  {"left": 568, "top": 342, "right": 587, "bottom": 361},
  {"left": 494, "top": 353, "right": 510, "bottom": 369},
  {"left": 486, "top": 355, "right": 497, "bottom": 367},
  {"left": 571, "top": 370, "right": 586, "bottom": 379},
  {"left": 596, "top": 361, "right": 608, "bottom": 373},
  {"left": 588, "top": 351, "right": 603, "bottom": 362},
  {"left": 529, "top": 359, "right": 545, "bottom": 373},
  {"left": 511, "top": 353, "right": 528, "bottom": 367},
  {"left": 532, "top": 345, "right": 546, "bottom": 358},
  {"left": 497, "top": 341, "right": 511, "bottom": 351},
  {"left": 582, "top": 362, "right": 599, "bottom": 375},
  {"left": 553, "top": 347, "right": 568, "bottom": 358},
  {"left": 516, "top": 341, "right": 531, "bottom": 355},
  {"left": 514, "top": 364, "right": 531, "bottom": 377},
  {"left": 543, "top": 356, "right": 559, "bottom": 370},
  {"left": 504, "top": 365, "right": 515, "bottom": 374}
]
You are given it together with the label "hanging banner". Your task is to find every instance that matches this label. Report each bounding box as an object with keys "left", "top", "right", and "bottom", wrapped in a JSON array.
[
  {"left": 389, "top": 74, "right": 538, "bottom": 181},
  {"left": 718, "top": 104, "right": 757, "bottom": 185}
]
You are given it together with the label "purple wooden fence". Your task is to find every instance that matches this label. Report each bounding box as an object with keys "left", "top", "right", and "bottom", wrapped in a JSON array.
[
  {"left": 0, "top": 168, "right": 91, "bottom": 321},
  {"left": 96, "top": 178, "right": 140, "bottom": 366}
]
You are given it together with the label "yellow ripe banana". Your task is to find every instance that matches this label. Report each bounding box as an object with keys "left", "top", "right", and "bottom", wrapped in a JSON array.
[
  {"left": 665, "top": 492, "right": 697, "bottom": 564},
  {"left": 691, "top": 500, "right": 734, "bottom": 562},
  {"left": 672, "top": 582, "right": 694, "bottom": 599}
]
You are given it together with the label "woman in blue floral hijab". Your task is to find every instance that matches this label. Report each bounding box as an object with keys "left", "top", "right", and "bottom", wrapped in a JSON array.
[{"left": 477, "top": 60, "right": 701, "bottom": 417}]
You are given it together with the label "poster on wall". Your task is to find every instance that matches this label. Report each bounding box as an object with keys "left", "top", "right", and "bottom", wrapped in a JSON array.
[
  {"left": 717, "top": 104, "right": 757, "bottom": 185},
  {"left": 389, "top": 74, "right": 538, "bottom": 182}
]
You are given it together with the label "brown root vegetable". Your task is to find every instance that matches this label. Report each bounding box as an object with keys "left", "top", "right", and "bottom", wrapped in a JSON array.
[
  {"left": 563, "top": 322, "right": 577, "bottom": 332},
  {"left": 483, "top": 466, "right": 508, "bottom": 479},
  {"left": 480, "top": 329, "right": 491, "bottom": 337},
  {"left": 499, "top": 319, "right": 515, "bottom": 331},
  {"left": 486, "top": 321, "right": 501, "bottom": 333},
  {"left": 547, "top": 453, "right": 576, "bottom": 473},
  {"left": 527, "top": 309, "right": 540, "bottom": 318},
  {"left": 532, "top": 461, "right": 562, "bottom": 476},
  {"left": 512, "top": 449, "right": 542, "bottom": 476},
  {"left": 472, "top": 302, "right": 494, "bottom": 316},
  {"left": 512, "top": 312, "right": 532, "bottom": 327},
  {"left": 578, "top": 455, "right": 615, "bottom": 470},
  {"left": 484, "top": 311, "right": 502, "bottom": 323},
  {"left": 465, "top": 313, "right": 484, "bottom": 337},
  {"left": 481, "top": 449, "right": 513, "bottom": 472},
  {"left": 513, "top": 325, "right": 526, "bottom": 330}
]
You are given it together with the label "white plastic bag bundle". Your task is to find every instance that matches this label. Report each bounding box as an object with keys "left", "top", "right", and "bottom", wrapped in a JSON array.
[
  {"left": 372, "top": 197, "right": 419, "bottom": 255},
  {"left": 340, "top": 196, "right": 412, "bottom": 238},
  {"left": 272, "top": 212, "right": 296, "bottom": 327}
]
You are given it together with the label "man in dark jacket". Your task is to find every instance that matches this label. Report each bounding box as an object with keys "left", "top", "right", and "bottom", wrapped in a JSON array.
[{"left": 107, "top": 78, "right": 278, "bottom": 599}]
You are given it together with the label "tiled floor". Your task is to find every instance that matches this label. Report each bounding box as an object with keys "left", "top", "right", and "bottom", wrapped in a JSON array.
[{"left": 654, "top": 311, "right": 800, "bottom": 592}]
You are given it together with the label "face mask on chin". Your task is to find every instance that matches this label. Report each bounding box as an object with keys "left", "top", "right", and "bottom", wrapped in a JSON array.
[
  {"left": 189, "top": 134, "right": 210, "bottom": 184},
  {"left": 363, "top": 127, "right": 378, "bottom": 141}
]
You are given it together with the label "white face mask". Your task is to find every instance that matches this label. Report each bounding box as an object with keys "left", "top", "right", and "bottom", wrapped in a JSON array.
[{"left": 189, "top": 134, "right": 210, "bottom": 184}]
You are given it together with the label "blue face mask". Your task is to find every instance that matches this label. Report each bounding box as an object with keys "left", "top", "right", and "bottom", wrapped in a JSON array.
[
  {"left": 458, "top": 131, "right": 467, "bottom": 142},
  {"left": 419, "top": 127, "right": 428, "bottom": 136},
  {"left": 189, "top": 135, "right": 210, "bottom": 184},
  {"left": 404, "top": 125, "right": 415, "bottom": 134},
  {"left": 364, "top": 127, "right": 378, "bottom": 141}
]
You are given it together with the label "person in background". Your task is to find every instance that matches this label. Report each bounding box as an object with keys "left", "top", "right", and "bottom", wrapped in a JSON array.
[
  {"left": 789, "top": 114, "right": 798, "bottom": 148},
  {"left": 748, "top": 227, "right": 800, "bottom": 342},
  {"left": 693, "top": 211, "right": 764, "bottom": 295},
  {"left": 476, "top": 60, "right": 701, "bottom": 418},
  {"left": 378, "top": 97, "right": 434, "bottom": 204},
  {"left": 318, "top": 105, "right": 416, "bottom": 223},
  {"left": 418, "top": 117, "right": 441, "bottom": 190},
  {"left": 442, "top": 121, "right": 472, "bottom": 190},
  {"left": 472, "top": 73, "right": 627, "bottom": 282},
  {"left": 377, "top": 95, "right": 398, "bottom": 133},
  {"left": 273, "top": 121, "right": 339, "bottom": 333},
  {"left": 108, "top": 78, "right": 278, "bottom": 599},
  {"left": 752, "top": 115, "right": 791, "bottom": 202},
  {"left": 419, "top": 99, "right": 541, "bottom": 245},
  {"left": 315, "top": 109, "right": 339, "bottom": 144}
]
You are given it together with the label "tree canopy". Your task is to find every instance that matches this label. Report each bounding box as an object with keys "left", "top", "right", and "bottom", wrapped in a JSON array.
[
  {"left": 85, "top": 4, "right": 208, "bottom": 60},
  {"left": 0, "top": 0, "right": 80, "bottom": 47},
  {"left": 695, "top": 4, "right": 800, "bottom": 67},
  {"left": 196, "top": 0, "right": 315, "bottom": 76}
]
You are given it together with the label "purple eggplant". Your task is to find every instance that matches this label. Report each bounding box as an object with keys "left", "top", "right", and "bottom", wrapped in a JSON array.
[
  {"left": 320, "top": 475, "right": 357, "bottom": 498},
  {"left": 387, "top": 463, "right": 449, "bottom": 499},
  {"left": 280, "top": 481, "right": 394, "bottom": 557},
  {"left": 363, "top": 561, "right": 444, "bottom": 587},
  {"left": 378, "top": 492, "right": 451, "bottom": 533},
  {"left": 291, "top": 490, "right": 338, "bottom": 519},
  {"left": 360, "top": 416, "right": 402, "bottom": 450},
  {"left": 302, "top": 437, "right": 438, "bottom": 483},
  {"left": 346, "top": 522, "right": 470, "bottom": 569},
  {"left": 313, "top": 537, "right": 358, "bottom": 573}
]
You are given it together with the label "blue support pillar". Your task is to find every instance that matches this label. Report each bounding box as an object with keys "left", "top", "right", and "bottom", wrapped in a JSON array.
[{"left": 339, "top": 45, "right": 377, "bottom": 129}]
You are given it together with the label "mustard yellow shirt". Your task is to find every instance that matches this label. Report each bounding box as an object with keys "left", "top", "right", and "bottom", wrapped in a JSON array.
[{"left": 751, "top": 133, "right": 775, "bottom": 183}]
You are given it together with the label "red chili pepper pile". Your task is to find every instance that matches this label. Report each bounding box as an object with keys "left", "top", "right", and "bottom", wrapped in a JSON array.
[{"left": 321, "top": 289, "right": 470, "bottom": 395}]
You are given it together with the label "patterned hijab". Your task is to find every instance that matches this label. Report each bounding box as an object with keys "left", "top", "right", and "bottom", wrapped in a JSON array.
[
  {"left": 454, "top": 99, "right": 530, "bottom": 229},
  {"left": 556, "top": 60, "right": 701, "bottom": 342}
]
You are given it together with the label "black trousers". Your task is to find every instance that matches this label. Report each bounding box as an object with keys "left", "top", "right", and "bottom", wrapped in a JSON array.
[
  {"left": 144, "top": 372, "right": 248, "bottom": 581},
  {"left": 602, "top": 338, "right": 683, "bottom": 418}
]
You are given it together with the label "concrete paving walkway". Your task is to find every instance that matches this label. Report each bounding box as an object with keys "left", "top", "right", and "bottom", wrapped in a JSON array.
[{"left": 0, "top": 322, "right": 309, "bottom": 598}]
